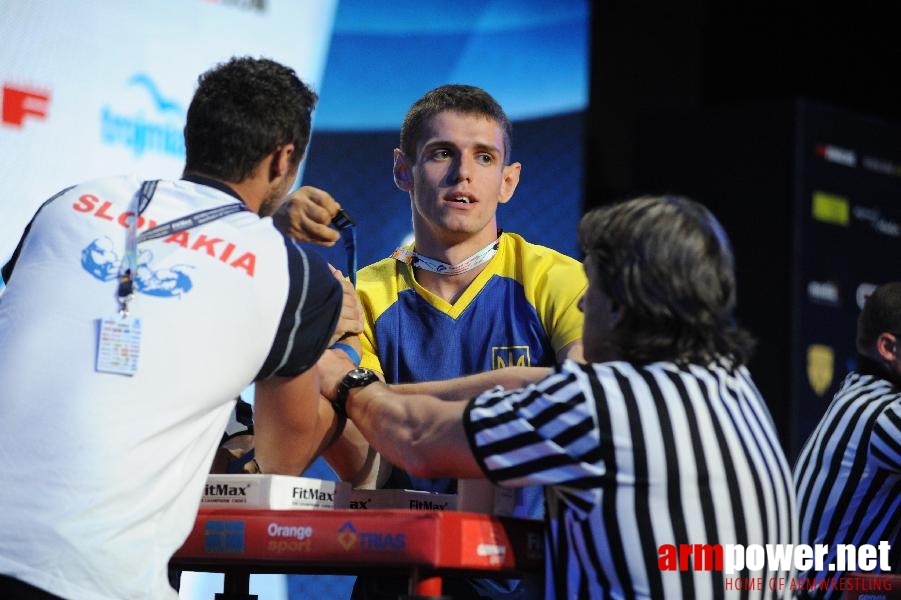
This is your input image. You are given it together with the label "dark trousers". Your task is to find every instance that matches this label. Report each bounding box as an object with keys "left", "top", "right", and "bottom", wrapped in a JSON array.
[{"left": 0, "top": 575, "right": 64, "bottom": 599}]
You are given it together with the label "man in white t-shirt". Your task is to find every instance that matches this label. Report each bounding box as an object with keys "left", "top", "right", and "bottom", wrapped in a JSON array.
[{"left": 0, "top": 57, "right": 359, "bottom": 600}]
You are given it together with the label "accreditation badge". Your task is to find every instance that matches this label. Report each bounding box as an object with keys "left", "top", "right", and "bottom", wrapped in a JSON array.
[{"left": 96, "top": 316, "right": 142, "bottom": 375}]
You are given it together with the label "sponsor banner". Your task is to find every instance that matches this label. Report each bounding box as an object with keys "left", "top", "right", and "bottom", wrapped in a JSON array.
[
  {"left": 806, "top": 280, "right": 840, "bottom": 306},
  {"left": 0, "top": 0, "right": 338, "bottom": 267},
  {"left": 202, "top": 474, "right": 339, "bottom": 510},
  {"left": 335, "top": 487, "right": 457, "bottom": 512},
  {"left": 179, "top": 510, "right": 435, "bottom": 563},
  {"left": 811, "top": 191, "right": 850, "bottom": 226},
  {"left": 175, "top": 507, "right": 545, "bottom": 571}
]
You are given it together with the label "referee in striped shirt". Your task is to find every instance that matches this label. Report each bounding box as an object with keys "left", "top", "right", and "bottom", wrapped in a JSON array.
[
  {"left": 321, "top": 195, "right": 798, "bottom": 599},
  {"left": 794, "top": 281, "right": 901, "bottom": 599}
]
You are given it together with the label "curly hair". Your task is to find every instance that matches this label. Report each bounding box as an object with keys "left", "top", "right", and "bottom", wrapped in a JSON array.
[
  {"left": 856, "top": 281, "right": 901, "bottom": 355},
  {"left": 399, "top": 84, "right": 512, "bottom": 164},
  {"left": 183, "top": 56, "right": 318, "bottom": 182},
  {"left": 579, "top": 195, "right": 755, "bottom": 365}
]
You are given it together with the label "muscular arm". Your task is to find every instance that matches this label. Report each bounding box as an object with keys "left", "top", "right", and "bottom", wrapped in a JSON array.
[
  {"left": 319, "top": 403, "right": 384, "bottom": 488},
  {"left": 344, "top": 383, "right": 484, "bottom": 480},
  {"left": 318, "top": 350, "right": 548, "bottom": 480},
  {"left": 557, "top": 339, "right": 584, "bottom": 363},
  {"left": 390, "top": 366, "right": 551, "bottom": 401},
  {"left": 253, "top": 368, "right": 331, "bottom": 475}
]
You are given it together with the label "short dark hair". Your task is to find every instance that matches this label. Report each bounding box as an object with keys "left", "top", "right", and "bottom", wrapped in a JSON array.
[
  {"left": 399, "top": 84, "right": 512, "bottom": 164},
  {"left": 183, "top": 56, "right": 318, "bottom": 182},
  {"left": 857, "top": 281, "right": 901, "bottom": 354},
  {"left": 579, "top": 195, "right": 755, "bottom": 365}
]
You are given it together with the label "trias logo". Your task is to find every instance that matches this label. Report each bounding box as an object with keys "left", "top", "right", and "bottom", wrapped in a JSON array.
[
  {"left": 2, "top": 83, "right": 50, "bottom": 128},
  {"left": 336, "top": 521, "right": 405, "bottom": 553}
]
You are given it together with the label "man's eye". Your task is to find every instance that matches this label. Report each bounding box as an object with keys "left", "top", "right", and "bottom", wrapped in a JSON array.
[
  {"left": 431, "top": 150, "right": 451, "bottom": 160},
  {"left": 476, "top": 154, "right": 493, "bottom": 164}
]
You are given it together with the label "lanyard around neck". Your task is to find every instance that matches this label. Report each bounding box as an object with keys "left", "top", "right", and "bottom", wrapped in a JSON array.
[
  {"left": 391, "top": 231, "right": 502, "bottom": 276},
  {"left": 116, "top": 180, "right": 247, "bottom": 315}
]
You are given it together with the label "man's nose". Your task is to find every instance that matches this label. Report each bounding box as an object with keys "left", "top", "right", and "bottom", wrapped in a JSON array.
[{"left": 453, "top": 155, "right": 473, "bottom": 183}]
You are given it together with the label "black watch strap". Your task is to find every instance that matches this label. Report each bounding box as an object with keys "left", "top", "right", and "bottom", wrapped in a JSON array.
[{"left": 333, "top": 368, "right": 379, "bottom": 416}]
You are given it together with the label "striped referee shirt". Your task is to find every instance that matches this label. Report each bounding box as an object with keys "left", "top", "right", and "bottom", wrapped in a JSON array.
[
  {"left": 463, "top": 358, "right": 797, "bottom": 599},
  {"left": 793, "top": 360, "right": 901, "bottom": 600}
]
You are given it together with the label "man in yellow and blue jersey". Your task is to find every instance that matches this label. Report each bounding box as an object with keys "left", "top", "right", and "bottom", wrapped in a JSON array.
[{"left": 352, "top": 84, "right": 586, "bottom": 600}]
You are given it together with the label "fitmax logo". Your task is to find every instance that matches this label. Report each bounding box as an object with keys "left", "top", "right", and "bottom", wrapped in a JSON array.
[
  {"left": 292, "top": 487, "right": 334, "bottom": 502},
  {"left": 205, "top": 483, "right": 250, "bottom": 497},
  {"left": 101, "top": 74, "right": 184, "bottom": 158}
]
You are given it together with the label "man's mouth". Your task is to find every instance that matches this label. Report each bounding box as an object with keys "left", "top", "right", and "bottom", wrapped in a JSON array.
[{"left": 447, "top": 195, "right": 475, "bottom": 204}]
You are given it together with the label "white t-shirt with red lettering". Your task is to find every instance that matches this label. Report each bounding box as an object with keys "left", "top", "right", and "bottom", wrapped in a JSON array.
[{"left": 0, "top": 175, "right": 341, "bottom": 600}]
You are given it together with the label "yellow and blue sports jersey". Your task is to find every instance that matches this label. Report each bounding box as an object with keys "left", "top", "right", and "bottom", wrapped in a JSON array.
[
  {"left": 355, "top": 232, "right": 585, "bottom": 598},
  {"left": 358, "top": 231, "right": 586, "bottom": 383}
]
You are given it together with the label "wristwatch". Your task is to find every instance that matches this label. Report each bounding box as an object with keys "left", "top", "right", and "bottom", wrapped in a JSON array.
[{"left": 333, "top": 367, "right": 379, "bottom": 416}]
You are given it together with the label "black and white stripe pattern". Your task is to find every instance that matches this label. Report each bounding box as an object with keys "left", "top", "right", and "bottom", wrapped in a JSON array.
[
  {"left": 464, "top": 359, "right": 797, "bottom": 599},
  {"left": 793, "top": 371, "right": 901, "bottom": 600}
]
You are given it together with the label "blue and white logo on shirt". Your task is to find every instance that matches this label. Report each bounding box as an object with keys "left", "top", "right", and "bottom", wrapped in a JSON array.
[{"left": 81, "top": 236, "right": 193, "bottom": 298}]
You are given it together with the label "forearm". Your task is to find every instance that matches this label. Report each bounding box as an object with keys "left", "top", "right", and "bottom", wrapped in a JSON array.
[
  {"left": 320, "top": 406, "right": 382, "bottom": 488},
  {"left": 389, "top": 366, "right": 550, "bottom": 401},
  {"left": 346, "top": 383, "right": 482, "bottom": 479},
  {"left": 254, "top": 413, "right": 321, "bottom": 476},
  {"left": 253, "top": 370, "right": 328, "bottom": 475}
]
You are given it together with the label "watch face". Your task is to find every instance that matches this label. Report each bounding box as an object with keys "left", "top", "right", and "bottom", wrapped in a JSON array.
[{"left": 345, "top": 368, "right": 378, "bottom": 387}]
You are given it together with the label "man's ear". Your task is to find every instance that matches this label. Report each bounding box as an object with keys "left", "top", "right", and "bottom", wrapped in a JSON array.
[
  {"left": 393, "top": 149, "right": 414, "bottom": 192},
  {"left": 498, "top": 162, "right": 522, "bottom": 204},
  {"left": 270, "top": 144, "right": 297, "bottom": 180},
  {"left": 875, "top": 332, "right": 898, "bottom": 362}
]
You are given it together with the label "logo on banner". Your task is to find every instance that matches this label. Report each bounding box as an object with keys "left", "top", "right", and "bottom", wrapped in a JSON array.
[
  {"left": 492, "top": 346, "right": 531, "bottom": 369},
  {"left": 336, "top": 521, "right": 405, "bottom": 553},
  {"left": 337, "top": 521, "right": 358, "bottom": 550},
  {"left": 266, "top": 522, "right": 314, "bottom": 553},
  {"left": 852, "top": 204, "right": 901, "bottom": 238},
  {"left": 204, "top": 520, "right": 245, "bottom": 553},
  {"left": 101, "top": 74, "right": 185, "bottom": 158},
  {"left": 205, "top": 0, "right": 267, "bottom": 12},
  {"left": 806, "top": 280, "right": 840, "bottom": 306},
  {"left": 811, "top": 192, "right": 850, "bottom": 226},
  {"left": 2, "top": 83, "right": 50, "bottom": 128},
  {"left": 806, "top": 345, "right": 834, "bottom": 397},
  {"left": 815, "top": 143, "right": 857, "bottom": 168}
]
